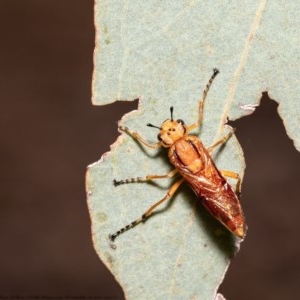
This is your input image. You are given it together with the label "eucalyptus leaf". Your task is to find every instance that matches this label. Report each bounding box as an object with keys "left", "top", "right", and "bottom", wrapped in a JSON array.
[{"left": 87, "top": 1, "right": 300, "bottom": 299}]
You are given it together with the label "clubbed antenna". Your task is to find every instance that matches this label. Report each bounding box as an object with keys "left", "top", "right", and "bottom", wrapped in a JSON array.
[{"left": 147, "top": 123, "right": 161, "bottom": 129}]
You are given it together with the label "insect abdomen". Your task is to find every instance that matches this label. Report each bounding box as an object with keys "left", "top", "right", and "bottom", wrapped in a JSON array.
[
  {"left": 169, "top": 135, "right": 246, "bottom": 238},
  {"left": 194, "top": 183, "right": 246, "bottom": 238}
]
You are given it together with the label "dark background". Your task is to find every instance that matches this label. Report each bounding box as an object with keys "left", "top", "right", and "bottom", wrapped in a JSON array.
[{"left": 1, "top": 1, "right": 299, "bottom": 299}]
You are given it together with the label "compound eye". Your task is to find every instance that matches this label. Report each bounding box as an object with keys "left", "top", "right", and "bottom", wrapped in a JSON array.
[
  {"left": 177, "top": 119, "right": 185, "bottom": 125},
  {"left": 157, "top": 133, "right": 162, "bottom": 141}
]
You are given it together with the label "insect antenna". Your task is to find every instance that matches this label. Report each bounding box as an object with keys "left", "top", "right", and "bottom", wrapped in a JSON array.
[
  {"left": 170, "top": 106, "right": 174, "bottom": 121},
  {"left": 147, "top": 123, "right": 161, "bottom": 129}
]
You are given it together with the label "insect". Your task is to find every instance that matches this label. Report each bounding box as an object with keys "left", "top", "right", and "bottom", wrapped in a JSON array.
[{"left": 109, "top": 68, "right": 246, "bottom": 241}]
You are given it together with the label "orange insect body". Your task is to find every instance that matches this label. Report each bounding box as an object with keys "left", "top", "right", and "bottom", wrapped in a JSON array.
[
  {"left": 168, "top": 132, "right": 245, "bottom": 238},
  {"left": 110, "top": 69, "right": 246, "bottom": 242}
]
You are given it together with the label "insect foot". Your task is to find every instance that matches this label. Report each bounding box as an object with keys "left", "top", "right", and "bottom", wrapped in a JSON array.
[
  {"left": 118, "top": 125, "right": 127, "bottom": 131},
  {"left": 213, "top": 68, "right": 219, "bottom": 75},
  {"left": 109, "top": 216, "right": 143, "bottom": 241},
  {"left": 113, "top": 177, "right": 143, "bottom": 186},
  {"left": 113, "top": 179, "right": 122, "bottom": 186}
]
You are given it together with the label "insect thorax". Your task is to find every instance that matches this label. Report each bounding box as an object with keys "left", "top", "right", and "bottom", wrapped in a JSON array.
[{"left": 169, "top": 136, "right": 207, "bottom": 174}]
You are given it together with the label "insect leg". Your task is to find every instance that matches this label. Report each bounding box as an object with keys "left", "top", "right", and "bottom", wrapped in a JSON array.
[
  {"left": 114, "top": 169, "right": 178, "bottom": 186},
  {"left": 207, "top": 128, "right": 235, "bottom": 153},
  {"left": 187, "top": 68, "right": 219, "bottom": 133},
  {"left": 109, "top": 177, "right": 185, "bottom": 241},
  {"left": 220, "top": 170, "right": 241, "bottom": 195},
  {"left": 119, "top": 126, "right": 161, "bottom": 149}
]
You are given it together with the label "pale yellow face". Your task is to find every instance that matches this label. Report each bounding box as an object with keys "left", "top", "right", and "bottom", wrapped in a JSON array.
[{"left": 158, "top": 119, "right": 187, "bottom": 147}]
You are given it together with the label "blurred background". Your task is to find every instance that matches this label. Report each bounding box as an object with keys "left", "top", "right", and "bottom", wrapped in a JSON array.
[{"left": 0, "top": 1, "right": 299, "bottom": 299}]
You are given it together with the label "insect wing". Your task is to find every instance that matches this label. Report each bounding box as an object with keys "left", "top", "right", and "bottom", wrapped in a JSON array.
[
  {"left": 190, "top": 174, "right": 246, "bottom": 238},
  {"left": 169, "top": 136, "right": 246, "bottom": 238}
]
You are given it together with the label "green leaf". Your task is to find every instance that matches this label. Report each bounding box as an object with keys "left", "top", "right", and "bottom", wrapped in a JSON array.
[{"left": 87, "top": 1, "right": 300, "bottom": 299}]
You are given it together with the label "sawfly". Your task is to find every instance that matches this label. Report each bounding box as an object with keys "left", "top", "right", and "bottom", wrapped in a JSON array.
[{"left": 110, "top": 68, "right": 246, "bottom": 241}]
